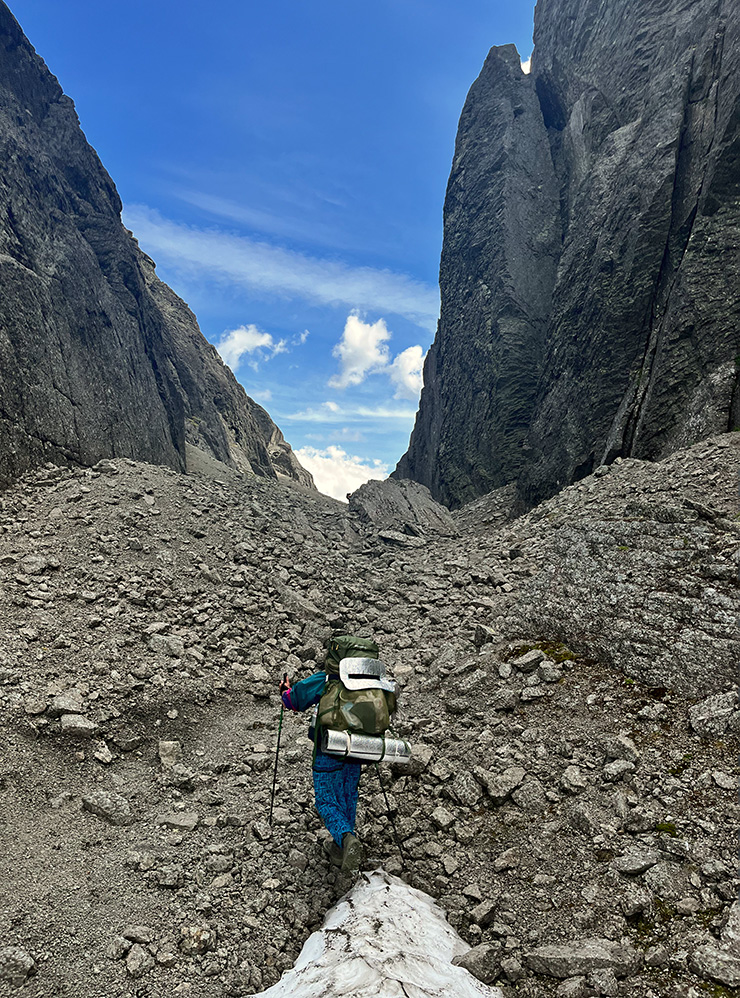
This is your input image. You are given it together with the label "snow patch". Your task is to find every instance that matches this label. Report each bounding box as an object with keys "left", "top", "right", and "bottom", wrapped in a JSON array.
[{"left": 249, "top": 869, "right": 503, "bottom": 997}]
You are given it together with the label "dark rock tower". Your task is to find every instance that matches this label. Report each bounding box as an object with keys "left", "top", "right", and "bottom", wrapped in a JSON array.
[{"left": 396, "top": 0, "right": 740, "bottom": 508}]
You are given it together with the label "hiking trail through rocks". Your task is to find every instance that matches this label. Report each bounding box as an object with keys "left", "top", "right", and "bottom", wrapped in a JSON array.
[{"left": 0, "top": 435, "right": 738, "bottom": 997}]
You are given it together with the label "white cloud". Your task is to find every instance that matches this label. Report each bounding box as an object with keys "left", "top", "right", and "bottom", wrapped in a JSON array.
[
  {"left": 250, "top": 388, "right": 272, "bottom": 402},
  {"left": 293, "top": 330, "right": 310, "bottom": 346},
  {"left": 327, "top": 313, "right": 426, "bottom": 399},
  {"left": 215, "top": 324, "right": 285, "bottom": 371},
  {"left": 388, "top": 344, "right": 425, "bottom": 400},
  {"left": 124, "top": 205, "right": 440, "bottom": 330},
  {"left": 294, "top": 445, "right": 389, "bottom": 502},
  {"left": 328, "top": 314, "right": 391, "bottom": 389},
  {"left": 521, "top": 57, "right": 532, "bottom": 75},
  {"left": 283, "top": 404, "right": 417, "bottom": 423}
]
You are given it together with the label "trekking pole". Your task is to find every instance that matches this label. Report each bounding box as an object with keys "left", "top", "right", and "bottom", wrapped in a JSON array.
[
  {"left": 374, "top": 762, "right": 406, "bottom": 865},
  {"left": 269, "top": 674, "right": 288, "bottom": 825}
]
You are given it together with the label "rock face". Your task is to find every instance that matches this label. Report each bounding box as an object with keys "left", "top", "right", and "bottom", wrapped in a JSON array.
[
  {"left": 348, "top": 477, "right": 459, "bottom": 538},
  {"left": 396, "top": 0, "right": 740, "bottom": 509},
  {"left": 0, "top": 3, "right": 312, "bottom": 489}
]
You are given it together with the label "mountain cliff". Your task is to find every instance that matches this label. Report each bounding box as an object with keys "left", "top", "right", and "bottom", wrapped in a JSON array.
[
  {"left": 0, "top": 3, "right": 313, "bottom": 489},
  {"left": 396, "top": 0, "right": 740, "bottom": 509}
]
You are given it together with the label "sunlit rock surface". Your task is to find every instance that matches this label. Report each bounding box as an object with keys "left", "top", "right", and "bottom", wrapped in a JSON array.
[{"left": 250, "top": 870, "right": 504, "bottom": 998}]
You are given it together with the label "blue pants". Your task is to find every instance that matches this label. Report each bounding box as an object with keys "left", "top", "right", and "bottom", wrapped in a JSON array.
[{"left": 312, "top": 763, "right": 362, "bottom": 845}]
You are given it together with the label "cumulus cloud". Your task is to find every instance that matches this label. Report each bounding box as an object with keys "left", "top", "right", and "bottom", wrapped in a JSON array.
[
  {"left": 327, "top": 313, "right": 426, "bottom": 399},
  {"left": 124, "top": 205, "right": 440, "bottom": 330},
  {"left": 294, "top": 445, "right": 389, "bottom": 501},
  {"left": 521, "top": 57, "right": 532, "bottom": 74},
  {"left": 328, "top": 314, "right": 391, "bottom": 389},
  {"left": 388, "top": 345, "right": 424, "bottom": 400},
  {"left": 215, "top": 324, "right": 286, "bottom": 371}
]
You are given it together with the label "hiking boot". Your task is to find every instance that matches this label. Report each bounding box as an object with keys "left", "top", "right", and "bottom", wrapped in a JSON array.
[
  {"left": 341, "top": 832, "right": 363, "bottom": 876},
  {"left": 322, "top": 838, "right": 342, "bottom": 867}
]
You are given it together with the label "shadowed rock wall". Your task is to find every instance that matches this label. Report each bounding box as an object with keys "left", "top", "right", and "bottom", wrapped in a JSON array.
[
  {"left": 0, "top": 3, "right": 312, "bottom": 489},
  {"left": 396, "top": 0, "right": 740, "bottom": 509}
]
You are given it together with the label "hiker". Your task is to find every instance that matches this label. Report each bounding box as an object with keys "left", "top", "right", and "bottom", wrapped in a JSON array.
[{"left": 279, "top": 666, "right": 365, "bottom": 876}]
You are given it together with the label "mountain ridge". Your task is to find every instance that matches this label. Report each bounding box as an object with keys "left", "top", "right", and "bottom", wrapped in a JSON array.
[{"left": 0, "top": 2, "right": 313, "bottom": 490}]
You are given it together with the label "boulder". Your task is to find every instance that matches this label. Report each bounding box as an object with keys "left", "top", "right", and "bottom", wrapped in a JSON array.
[
  {"left": 525, "top": 938, "right": 641, "bottom": 979},
  {"left": 348, "top": 478, "right": 458, "bottom": 537}
]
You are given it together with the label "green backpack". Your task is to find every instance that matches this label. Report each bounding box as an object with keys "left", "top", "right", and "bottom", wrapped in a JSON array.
[
  {"left": 318, "top": 635, "right": 396, "bottom": 737},
  {"left": 325, "top": 634, "right": 380, "bottom": 668}
]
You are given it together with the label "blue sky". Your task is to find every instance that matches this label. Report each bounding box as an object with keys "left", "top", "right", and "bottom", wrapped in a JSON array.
[{"left": 11, "top": 0, "right": 536, "bottom": 499}]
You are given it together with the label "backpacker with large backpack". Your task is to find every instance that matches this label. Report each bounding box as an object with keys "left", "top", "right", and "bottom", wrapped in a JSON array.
[{"left": 315, "top": 634, "right": 411, "bottom": 765}]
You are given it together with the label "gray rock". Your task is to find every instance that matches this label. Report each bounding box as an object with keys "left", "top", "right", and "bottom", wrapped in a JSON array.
[
  {"left": 643, "top": 861, "right": 692, "bottom": 901},
  {"left": 377, "top": 529, "right": 427, "bottom": 549},
  {"left": 689, "top": 691, "right": 737, "bottom": 738},
  {"left": 474, "top": 624, "right": 497, "bottom": 648},
  {"left": 538, "top": 661, "right": 563, "bottom": 683},
  {"left": 154, "top": 865, "right": 185, "bottom": 889},
  {"left": 155, "top": 811, "right": 199, "bottom": 832},
  {"left": 147, "top": 634, "right": 185, "bottom": 658},
  {"left": 393, "top": 42, "right": 561, "bottom": 509},
  {"left": 510, "top": 778, "right": 548, "bottom": 812},
  {"left": 179, "top": 925, "right": 217, "bottom": 955},
  {"left": 603, "top": 734, "right": 639, "bottom": 763},
  {"left": 611, "top": 850, "right": 660, "bottom": 876},
  {"left": 158, "top": 740, "right": 182, "bottom": 769},
  {"left": 555, "top": 978, "right": 591, "bottom": 998},
  {"left": 93, "top": 741, "right": 114, "bottom": 765},
  {"left": 452, "top": 942, "right": 503, "bottom": 984},
  {"left": 689, "top": 899, "right": 740, "bottom": 987},
  {"left": 490, "top": 689, "right": 519, "bottom": 711},
  {"left": 525, "top": 938, "right": 640, "bottom": 979},
  {"left": 82, "top": 790, "right": 135, "bottom": 826},
  {"left": 49, "top": 692, "right": 85, "bottom": 717},
  {"left": 470, "top": 899, "right": 497, "bottom": 928},
  {"left": 474, "top": 765, "right": 526, "bottom": 804},
  {"left": 430, "top": 806, "right": 456, "bottom": 832},
  {"left": 105, "top": 936, "right": 132, "bottom": 961},
  {"left": 445, "top": 771, "right": 483, "bottom": 808},
  {"left": 59, "top": 714, "right": 98, "bottom": 738},
  {"left": 20, "top": 555, "right": 51, "bottom": 575},
  {"left": 511, "top": 649, "right": 545, "bottom": 673},
  {"left": 711, "top": 770, "right": 736, "bottom": 790},
  {"left": 348, "top": 478, "right": 458, "bottom": 537},
  {"left": 691, "top": 946, "right": 740, "bottom": 988},
  {"left": 587, "top": 968, "right": 619, "bottom": 997},
  {"left": 561, "top": 766, "right": 588, "bottom": 793},
  {"left": 0, "top": 946, "right": 37, "bottom": 986},
  {"left": 126, "top": 943, "right": 154, "bottom": 979},
  {"left": 493, "top": 847, "right": 520, "bottom": 872},
  {"left": 122, "top": 926, "right": 155, "bottom": 944},
  {"left": 501, "top": 956, "right": 525, "bottom": 982},
  {"left": 602, "top": 759, "right": 635, "bottom": 782}
]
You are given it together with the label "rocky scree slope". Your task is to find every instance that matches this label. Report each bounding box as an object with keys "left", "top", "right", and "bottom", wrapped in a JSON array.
[
  {"left": 0, "top": 435, "right": 737, "bottom": 997},
  {"left": 0, "top": 3, "right": 311, "bottom": 490},
  {"left": 396, "top": 0, "right": 740, "bottom": 509}
]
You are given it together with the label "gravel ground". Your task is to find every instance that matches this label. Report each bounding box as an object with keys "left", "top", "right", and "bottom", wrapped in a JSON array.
[{"left": 0, "top": 437, "right": 738, "bottom": 997}]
